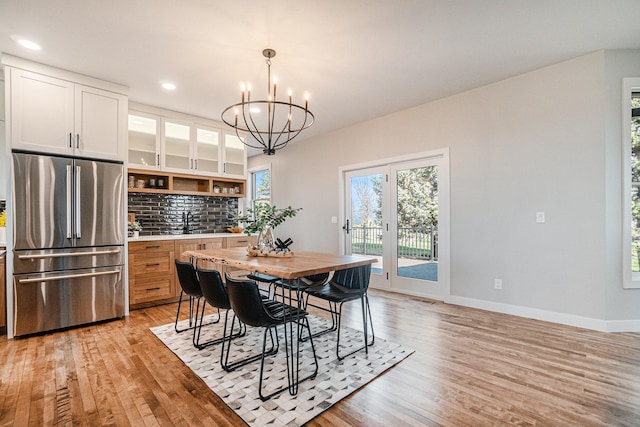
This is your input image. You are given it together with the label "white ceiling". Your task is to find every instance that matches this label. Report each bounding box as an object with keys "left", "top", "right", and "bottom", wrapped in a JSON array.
[{"left": 2, "top": 0, "right": 640, "bottom": 155}]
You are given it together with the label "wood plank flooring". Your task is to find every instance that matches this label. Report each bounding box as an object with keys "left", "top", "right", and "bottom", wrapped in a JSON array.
[{"left": 1, "top": 290, "right": 640, "bottom": 426}]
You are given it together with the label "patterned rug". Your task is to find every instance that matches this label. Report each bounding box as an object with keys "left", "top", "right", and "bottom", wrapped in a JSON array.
[{"left": 151, "top": 313, "right": 413, "bottom": 426}]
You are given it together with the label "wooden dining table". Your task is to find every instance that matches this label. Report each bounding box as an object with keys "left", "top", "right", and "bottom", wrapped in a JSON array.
[
  {"left": 182, "top": 246, "right": 376, "bottom": 280},
  {"left": 183, "top": 246, "right": 376, "bottom": 397}
]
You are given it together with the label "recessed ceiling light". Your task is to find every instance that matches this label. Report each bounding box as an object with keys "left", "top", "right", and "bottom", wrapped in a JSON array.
[
  {"left": 162, "top": 82, "right": 176, "bottom": 91},
  {"left": 11, "top": 35, "right": 41, "bottom": 51},
  {"left": 250, "top": 107, "right": 260, "bottom": 113}
]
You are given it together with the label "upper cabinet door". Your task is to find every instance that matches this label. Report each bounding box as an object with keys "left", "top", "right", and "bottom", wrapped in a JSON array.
[
  {"left": 222, "top": 132, "right": 247, "bottom": 178},
  {"left": 74, "top": 85, "right": 127, "bottom": 161},
  {"left": 128, "top": 113, "right": 160, "bottom": 170},
  {"left": 162, "top": 120, "right": 192, "bottom": 173},
  {"left": 10, "top": 68, "right": 75, "bottom": 155},
  {"left": 194, "top": 126, "right": 220, "bottom": 176}
]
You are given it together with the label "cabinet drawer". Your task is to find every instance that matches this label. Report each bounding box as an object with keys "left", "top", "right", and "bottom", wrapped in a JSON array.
[
  {"left": 226, "top": 236, "right": 257, "bottom": 248},
  {"left": 129, "top": 252, "right": 174, "bottom": 276},
  {"left": 129, "top": 240, "right": 174, "bottom": 253},
  {"left": 131, "top": 276, "right": 174, "bottom": 303}
]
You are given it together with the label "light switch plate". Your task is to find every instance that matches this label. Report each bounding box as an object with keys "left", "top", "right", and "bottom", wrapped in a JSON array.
[{"left": 536, "top": 212, "right": 545, "bottom": 223}]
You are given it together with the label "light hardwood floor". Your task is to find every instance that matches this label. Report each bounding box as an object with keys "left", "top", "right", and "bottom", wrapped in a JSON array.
[{"left": 1, "top": 290, "right": 640, "bottom": 426}]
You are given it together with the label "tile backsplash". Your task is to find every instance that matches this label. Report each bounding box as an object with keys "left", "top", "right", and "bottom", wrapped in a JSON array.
[{"left": 128, "top": 193, "right": 238, "bottom": 235}]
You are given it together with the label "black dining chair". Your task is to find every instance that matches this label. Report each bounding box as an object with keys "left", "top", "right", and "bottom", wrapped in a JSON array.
[
  {"left": 174, "top": 260, "right": 220, "bottom": 346},
  {"left": 194, "top": 267, "right": 245, "bottom": 351},
  {"left": 224, "top": 273, "right": 319, "bottom": 401},
  {"left": 246, "top": 272, "right": 281, "bottom": 298},
  {"left": 303, "top": 264, "right": 374, "bottom": 360}
]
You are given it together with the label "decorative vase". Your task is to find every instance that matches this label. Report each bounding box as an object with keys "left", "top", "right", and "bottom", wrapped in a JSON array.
[
  {"left": 257, "top": 226, "right": 275, "bottom": 252},
  {"left": 133, "top": 230, "right": 140, "bottom": 239}
]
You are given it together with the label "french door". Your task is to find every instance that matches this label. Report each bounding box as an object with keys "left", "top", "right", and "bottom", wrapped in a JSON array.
[{"left": 342, "top": 151, "right": 449, "bottom": 300}]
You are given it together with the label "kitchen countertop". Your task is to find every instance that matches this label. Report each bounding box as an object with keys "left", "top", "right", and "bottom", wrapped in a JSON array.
[{"left": 128, "top": 232, "right": 252, "bottom": 242}]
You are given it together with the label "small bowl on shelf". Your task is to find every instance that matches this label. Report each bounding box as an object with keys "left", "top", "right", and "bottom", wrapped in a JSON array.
[{"left": 227, "top": 227, "right": 244, "bottom": 234}]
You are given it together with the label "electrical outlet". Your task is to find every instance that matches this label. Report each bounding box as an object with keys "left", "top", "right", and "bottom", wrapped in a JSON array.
[
  {"left": 536, "top": 212, "right": 545, "bottom": 223},
  {"left": 494, "top": 278, "right": 503, "bottom": 290}
]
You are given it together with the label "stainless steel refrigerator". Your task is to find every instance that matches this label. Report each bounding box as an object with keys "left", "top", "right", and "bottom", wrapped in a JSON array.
[{"left": 12, "top": 151, "right": 125, "bottom": 337}]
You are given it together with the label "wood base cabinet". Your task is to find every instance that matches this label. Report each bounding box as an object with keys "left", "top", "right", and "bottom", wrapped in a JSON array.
[
  {"left": 128, "top": 240, "right": 175, "bottom": 305},
  {"left": 128, "top": 236, "right": 257, "bottom": 309}
]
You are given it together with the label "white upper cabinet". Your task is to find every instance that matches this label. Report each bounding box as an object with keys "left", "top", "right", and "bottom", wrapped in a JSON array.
[
  {"left": 195, "top": 126, "right": 221, "bottom": 175},
  {"left": 128, "top": 104, "right": 246, "bottom": 178},
  {"left": 223, "top": 132, "right": 246, "bottom": 177},
  {"left": 7, "top": 64, "right": 128, "bottom": 161},
  {"left": 9, "top": 69, "right": 75, "bottom": 154},
  {"left": 162, "top": 119, "right": 192, "bottom": 173},
  {"left": 74, "top": 85, "right": 127, "bottom": 160},
  {"left": 128, "top": 113, "right": 160, "bottom": 170}
]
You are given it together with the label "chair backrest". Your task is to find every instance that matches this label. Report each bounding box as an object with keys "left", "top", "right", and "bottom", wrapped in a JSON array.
[
  {"left": 300, "top": 272, "right": 330, "bottom": 286},
  {"left": 225, "top": 273, "right": 276, "bottom": 327},
  {"left": 330, "top": 264, "right": 371, "bottom": 293},
  {"left": 175, "top": 260, "right": 203, "bottom": 298},
  {"left": 197, "top": 268, "right": 231, "bottom": 310}
]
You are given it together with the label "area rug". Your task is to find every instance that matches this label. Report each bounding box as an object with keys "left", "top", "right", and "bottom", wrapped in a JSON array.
[{"left": 151, "top": 314, "right": 413, "bottom": 426}]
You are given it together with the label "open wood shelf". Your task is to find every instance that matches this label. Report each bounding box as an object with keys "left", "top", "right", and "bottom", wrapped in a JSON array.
[{"left": 127, "top": 168, "right": 245, "bottom": 197}]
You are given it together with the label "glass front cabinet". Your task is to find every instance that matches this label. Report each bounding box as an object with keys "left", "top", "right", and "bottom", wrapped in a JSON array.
[
  {"left": 128, "top": 113, "right": 160, "bottom": 170},
  {"left": 127, "top": 109, "right": 246, "bottom": 178}
]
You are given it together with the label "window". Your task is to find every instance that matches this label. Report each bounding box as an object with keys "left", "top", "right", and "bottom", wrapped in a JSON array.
[
  {"left": 249, "top": 166, "right": 271, "bottom": 212},
  {"left": 623, "top": 79, "right": 640, "bottom": 287}
]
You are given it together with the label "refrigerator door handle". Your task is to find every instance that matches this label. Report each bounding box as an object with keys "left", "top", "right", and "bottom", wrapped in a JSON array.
[
  {"left": 75, "top": 165, "right": 82, "bottom": 238},
  {"left": 18, "top": 248, "right": 121, "bottom": 260},
  {"left": 18, "top": 270, "right": 120, "bottom": 284},
  {"left": 66, "top": 165, "right": 73, "bottom": 239}
]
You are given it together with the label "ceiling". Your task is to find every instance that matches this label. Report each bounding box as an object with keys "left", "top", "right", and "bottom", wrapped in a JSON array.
[{"left": 2, "top": 1, "right": 640, "bottom": 156}]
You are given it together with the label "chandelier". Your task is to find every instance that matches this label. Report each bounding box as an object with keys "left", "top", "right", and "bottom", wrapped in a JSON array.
[{"left": 221, "top": 49, "right": 315, "bottom": 155}]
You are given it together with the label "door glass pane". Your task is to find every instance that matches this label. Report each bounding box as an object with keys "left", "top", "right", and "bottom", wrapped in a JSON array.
[
  {"left": 350, "top": 173, "right": 383, "bottom": 275},
  {"left": 196, "top": 128, "right": 219, "bottom": 174},
  {"left": 128, "top": 115, "right": 157, "bottom": 167},
  {"left": 631, "top": 93, "right": 640, "bottom": 272},
  {"left": 396, "top": 165, "right": 438, "bottom": 281},
  {"left": 165, "top": 122, "right": 190, "bottom": 170}
]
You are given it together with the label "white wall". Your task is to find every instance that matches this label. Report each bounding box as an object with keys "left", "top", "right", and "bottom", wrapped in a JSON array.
[
  {"left": 249, "top": 50, "right": 640, "bottom": 329},
  {"left": 0, "top": 69, "right": 5, "bottom": 201}
]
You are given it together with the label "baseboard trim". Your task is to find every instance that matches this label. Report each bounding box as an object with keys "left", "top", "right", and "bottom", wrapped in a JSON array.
[{"left": 444, "top": 295, "right": 640, "bottom": 333}]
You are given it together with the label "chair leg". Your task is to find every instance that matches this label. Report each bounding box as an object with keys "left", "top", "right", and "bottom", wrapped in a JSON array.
[
  {"left": 259, "top": 317, "right": 318, "bottom": 401},
  {"left": 207, "top": 310, "right": 246, "bottom": 361},
  {"left": 175, "top": 291, "right": 195, "bottom": 333},
  {"left": 299, "top": 294, "right": 338, "bottom": 341},
  {"left": 192, "top": 300, "right": 227, "bottom": 350},
  {"left": 221, "top": 315, "right": 278, "bottom": 372},
  {"left": 336, "top": 294, "right": 375, "bottom": 360}
]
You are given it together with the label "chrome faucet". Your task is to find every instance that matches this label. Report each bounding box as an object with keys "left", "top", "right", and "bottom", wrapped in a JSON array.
[{"left": 182, "top": 211, "right": 194, "bottom": 234}]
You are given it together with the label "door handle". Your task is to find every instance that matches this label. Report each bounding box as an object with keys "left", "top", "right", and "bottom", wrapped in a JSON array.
[
  {"left": 18, "top": 249, "right": 121, "bottom": 260},
  {"left": 18, "top": 270, "right": 120, "bottom": 284},
  {"left": 342, "top": 219, "right": 350, "bottom": 234},
  {"left": 66, "top": 165, "right": 73, "bottom": 239},
  {"left": 76, "top": 134, "right": 80, "bottom": 149},
  {"left": 75, "top": 165, "right": 82, "bottom": 238}
]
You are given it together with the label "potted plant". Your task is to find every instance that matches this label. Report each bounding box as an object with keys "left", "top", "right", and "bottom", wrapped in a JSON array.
[
  {"left": 234, "top": 204, "right": 302, "bottom": 252},
  {"left": 128, "top": 220, "right": 142, "bottom": 238}
]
